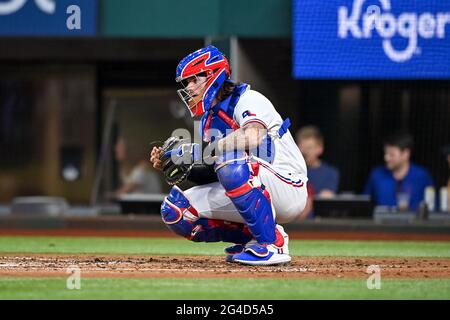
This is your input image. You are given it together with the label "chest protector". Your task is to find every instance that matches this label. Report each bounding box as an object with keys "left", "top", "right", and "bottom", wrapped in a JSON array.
[
  {"left": 200, "top": 83, "right": 291, "bottom": 164},
  {"left": 200, "top": 83, "right": 248, "bottom": 142}
]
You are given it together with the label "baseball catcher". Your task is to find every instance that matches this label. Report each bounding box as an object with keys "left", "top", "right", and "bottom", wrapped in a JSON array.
[{"left": 150, "top": 45, "right": 308, "bottom": 265}]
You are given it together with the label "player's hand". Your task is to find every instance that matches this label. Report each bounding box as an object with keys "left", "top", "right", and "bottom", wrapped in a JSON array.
[{"left": 149, "top": 146, "right": 163, "bottom": 171}]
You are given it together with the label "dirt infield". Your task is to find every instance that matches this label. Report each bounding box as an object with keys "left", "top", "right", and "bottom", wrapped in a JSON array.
[{"left": 1, "top": 254, "right": 449, "bottom": 279}]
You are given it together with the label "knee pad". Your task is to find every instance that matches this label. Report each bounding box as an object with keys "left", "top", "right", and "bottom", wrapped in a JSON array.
[
  {"left": 160, "top": 186, "right": 199, "bottom": 239},
  {"left": 215, "top": 153, "right": 276, "bottom": 245},
  {"left": 214, "top": 151, "right": 249, "bottom": 190}
]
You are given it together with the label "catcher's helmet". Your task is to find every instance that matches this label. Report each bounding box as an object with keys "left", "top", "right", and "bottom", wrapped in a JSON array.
[{"left": 175, "top": 45, "right": 231, "bottom": 117}]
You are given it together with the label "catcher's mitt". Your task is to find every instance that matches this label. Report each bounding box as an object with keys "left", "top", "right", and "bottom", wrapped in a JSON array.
[{"left": 158, "top": 136, "right": 198, "bottom": 186}]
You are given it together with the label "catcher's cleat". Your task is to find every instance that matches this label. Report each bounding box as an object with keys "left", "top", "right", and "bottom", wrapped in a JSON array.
[
  {"left": 224, "top": 243, "right": 249, "bottom": 263},
  {"left": 224, "top": 244, "right": 245, "bottom": 255},
  {"left": 226, "top": 225, "right": 289, "bottom": 264},
  {"left": 232, "top": 244, "right": 292, "bottom": 266},
  {"left": 231, "top": 225, "right": 290, "bottom": 266},
  {"left": 225, "top": 254, "right": 237, "bottom": 263},
  {"left": 274, "top": 224, "right": 290, "bottom": 255}
]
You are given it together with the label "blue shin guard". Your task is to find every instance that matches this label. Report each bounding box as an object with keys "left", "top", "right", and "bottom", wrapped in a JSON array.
[
  {"left": 160, "top": 186, "right": 252, "bottom": 244},
  {"left": 190, "top": 219, "right": 252, "bottom": 244},
  {"left": 215, "top": 153, "right": 276, "bottom": 245}
]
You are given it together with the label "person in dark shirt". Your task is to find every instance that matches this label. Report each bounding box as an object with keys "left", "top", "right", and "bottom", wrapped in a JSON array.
[
  {"left": 296, "top": 126, "right": 340, "bottom": 219},
  {"left": 364, "top": 133, "right": 434, "bottom": 211}
]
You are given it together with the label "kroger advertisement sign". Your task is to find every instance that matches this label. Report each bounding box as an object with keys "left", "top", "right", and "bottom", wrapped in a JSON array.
[
  {"left": 0, "top": 0, "right": 97, "bottom": 35},
  {"left": 293, "top": 0, "right": 450, "bottom": 79}
]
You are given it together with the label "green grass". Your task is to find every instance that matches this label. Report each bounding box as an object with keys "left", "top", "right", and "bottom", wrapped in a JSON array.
[
  {"left": 0, "top": 278, "right": 449, "bottom": 300},
  {"left": 1, "top": 236, "right": 449, "bottom": 299},
  {"left": 0, "top": 236, "right": 449, "bottom": 257}
]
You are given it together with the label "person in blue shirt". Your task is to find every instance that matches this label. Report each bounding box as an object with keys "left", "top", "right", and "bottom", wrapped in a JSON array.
[
  {"left": 296, "top": 126, "right": 340, "bottom": 219},
  {"left": 364, "top": 133, "right": 434, "bottom": 211}
]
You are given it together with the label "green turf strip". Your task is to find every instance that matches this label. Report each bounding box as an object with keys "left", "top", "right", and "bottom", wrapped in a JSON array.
[
  {"left": 0, "top": 278, "right": 449, "bottom": 300},
  {"left": 0, "top": 236, "right": 449, "bottom": 257}
]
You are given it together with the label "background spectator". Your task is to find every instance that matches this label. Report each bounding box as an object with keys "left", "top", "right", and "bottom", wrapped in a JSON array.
[
  {"left": 364, "top": 132, "right": 433, "bottom": 211},
  {"left": 113, "top": 136, "right": 162, "bottom": 196},
  {"left": 296, "top": 126, "right": 340, "bottom": 219}
]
